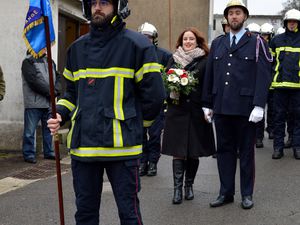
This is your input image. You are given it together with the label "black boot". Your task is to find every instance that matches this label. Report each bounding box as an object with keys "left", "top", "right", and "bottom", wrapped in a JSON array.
[
  {"left": 139, "top": 162, "right": 148, "bottom": 176},
  {"left": 184, "top": 158, "right": 199, "bottom": 200},
  {"left": 172, "top": 159, "right": 185, "bottom": 204},
  {"left": 284, "top": 137, "right": 292, "bottom": 148}
]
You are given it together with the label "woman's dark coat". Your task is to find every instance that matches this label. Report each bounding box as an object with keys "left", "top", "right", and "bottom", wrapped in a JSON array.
[{"left": 162, "top": 56, "right": 216, "bottom": 158}]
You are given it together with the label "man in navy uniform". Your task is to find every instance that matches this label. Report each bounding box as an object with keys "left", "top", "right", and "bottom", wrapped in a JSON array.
[
  {"left": 270, "top": 9, "right": 300, "bottom": 160},
  {"left": 138, "top": 22, "right": 171, "bottom": 176},
  {"left": 47, "top": 0, "right": 165, "bottom": 224},
  {"left": 202, "top": 0, "right": 272, "bottom": 209}
]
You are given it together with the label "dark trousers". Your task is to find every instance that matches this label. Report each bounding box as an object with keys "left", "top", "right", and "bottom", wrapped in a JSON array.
[
  {"left": 273, "top": 89, "right": 300, "bottom": 149},
  {"left": 141, "top": 110, "right": 164, "bottom": 163},
  {"left": 256, "top": 117, "right": 265, "bottom": 140},
  {"left": 266, "top": 91, "right": 274, "bottom": 134},
  {"left": 214, "top": 114, "right": 256, "bottom": 197},
  {"left": 72, "top": 159, "right": 143, "bottom": 225}
]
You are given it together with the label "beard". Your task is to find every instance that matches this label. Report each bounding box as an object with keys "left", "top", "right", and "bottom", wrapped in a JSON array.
[
  {"left": 91, "top": 11, "right": 115, "bottom": 28},
  {"left": 229, "top": 20, "right": 244, "bottom": 32}
]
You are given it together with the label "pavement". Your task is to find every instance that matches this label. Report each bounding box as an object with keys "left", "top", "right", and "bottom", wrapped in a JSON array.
[{"left": 0, "top": 136, "right": 300, "bottom": 225}]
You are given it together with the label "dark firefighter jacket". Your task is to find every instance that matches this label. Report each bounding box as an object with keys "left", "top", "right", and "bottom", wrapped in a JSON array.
[
  {"left": 56, "top": 20, "right": 165, "bottom": 162},
  {"left": 269, "top": 29, "right": 300, "bottom": 89},
  {"left": 202, "top": 31, "right": 272, "bottom": 117}
]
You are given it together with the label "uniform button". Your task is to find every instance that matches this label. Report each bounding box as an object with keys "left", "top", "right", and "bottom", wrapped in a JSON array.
[
  {"left": 225, "top": 82, "right": 229, "bottom": 85},
  {"left": 228, "top": 63, "right": 231, "bottom": 66},
  {"left": 186, "top": 99, "right": 190, "bottom": 103},
  {"left": 229, "top": 54, "right": 233, "bottom": 57},
  {"left": 226, "top": 72, "right": 230, "bottom": 75},
  {"left": 245, "top": 57, "right": 248, "bottom": 60},
  {"left": 215, "top": 57, "right": 218, "bottom": 59}
]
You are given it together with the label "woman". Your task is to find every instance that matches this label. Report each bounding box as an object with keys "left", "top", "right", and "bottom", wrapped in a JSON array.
[{"left": 162, "top": 27, "right": 215, "bottom": 204}]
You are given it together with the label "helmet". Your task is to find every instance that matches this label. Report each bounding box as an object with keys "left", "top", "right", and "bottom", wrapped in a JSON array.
[
  {"left": 246, "top": 23, "right": 261, "bottom": 34},
  {"left": 82, "top": 0, "right": 130, "bottom": 21},
  {"left": 221, "top": 17, "right": 228, "bottom": 25},
  {"left": 260, "top": 23, "right": 274, "bottom": 34},
  {"left": 224, "top": 0, "right": 249, "bottom": 18},
  {"left": 138, "top": 22, "right": 158, "bottom": 45},
  {"left": 276, "top": 27, "right": 285, "bottom": 35},
  {"left": 284, "top": 9, "right": 300, "bottom": 22}
]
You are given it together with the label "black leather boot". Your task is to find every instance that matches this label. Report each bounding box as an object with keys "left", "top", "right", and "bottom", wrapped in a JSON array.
[
  {"left": 172, "top": 159, "right": 185, "bottom": 204},
  {"left": 184, "top": 158, "right": 199, "bottom": 200},
  {"left": 139, "top": 162, "right": 148, "bottom": 176},
  {"left": 284, "top": 137, "right": 292, "bottom": 148}
]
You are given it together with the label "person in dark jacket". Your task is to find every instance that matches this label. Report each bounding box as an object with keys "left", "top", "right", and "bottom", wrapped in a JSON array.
[
  {"left": 162, "top": 27, "right": 216, "bottom": 205},
  {"left": 138, "top": 22, "right": 172, "bottom": 177},
  {"left": 21, "top": 50, "right": 61, "bottom": 164},
  {"left": 47, "top": 0, "right": 165, "bottom": 224},
  {"left": 270, "top": 9, "right": 300, "bottom": 160},
  {"left": 202, "top": 0, "right": 272, "bottom": 210},
  {"left": 0, "top": 65, "right": 5, "bottom": 101}
]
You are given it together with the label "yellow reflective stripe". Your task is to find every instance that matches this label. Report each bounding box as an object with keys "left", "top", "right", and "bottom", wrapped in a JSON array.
[
  {"left": 135, "top": 63, "right": 161, "bottom": 83},
  {"left": 272, "top": 82, "right": 300, "bottom": 88},
  {"left": 72, "top": 68, "right": 134, "bottom": 81},
  {"left": 114, "top": 77, "right": 125, "bottom": 120},
  {"left": 143, "top": 120, "right": 154, "bottom": 127},
  {"left": 63, "top": 68, "right": 74, "bottom": 81},
  {"left": 275, "top": 46, "right": 300, "bottom": 53},
  {"left": 273, "top": 51, "right": 281, "bottom": 82},
  {"left": 57, "top": 99, "right": 75, "bottom": 112},
  {"left": 70, "top": 145, "right": 143, "bottom": 157},
  {"left": 67, "top": 107, "right": 79, "bottom": 148},
  {"left": 113, "top": 119, "right": 123, "bottom": 147}
]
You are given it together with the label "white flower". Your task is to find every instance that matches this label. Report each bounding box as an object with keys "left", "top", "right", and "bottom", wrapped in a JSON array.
[
  {"left": 181, "top": 77, "right": 189, "bottom": 86},
  {"left": 174, "top": 69, "right": 184, "bottom": 76},
  {"left": 168, "top": 74, "right": 179, "bottom": 83}
]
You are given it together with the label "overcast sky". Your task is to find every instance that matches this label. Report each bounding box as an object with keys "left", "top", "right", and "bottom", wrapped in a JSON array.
[{"left": 214, "top": 0, "right": 286, "bottom": 15}]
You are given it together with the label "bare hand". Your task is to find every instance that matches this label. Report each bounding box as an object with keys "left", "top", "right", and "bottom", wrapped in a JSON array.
[{"left": 47, "top": 113, "right": 62, "bottom": 135}]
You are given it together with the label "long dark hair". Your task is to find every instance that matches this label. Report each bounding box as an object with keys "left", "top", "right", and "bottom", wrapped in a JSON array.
[{"left": 175, "top": 27, "right": 209, "bottom": 56}]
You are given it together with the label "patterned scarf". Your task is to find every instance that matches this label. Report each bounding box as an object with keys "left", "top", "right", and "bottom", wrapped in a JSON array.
[{"left": 173, "top": 46, "right": 205, "bottom": 68}]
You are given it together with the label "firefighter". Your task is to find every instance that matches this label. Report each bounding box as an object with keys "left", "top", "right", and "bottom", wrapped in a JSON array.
[
  {"left": 202, "top": 0, "right": 272, "bottom": 209},
  {"left": 246, "top": 23, "right": 261, "bottom": 35},
  {"left": 221, "top": 17, "right": 231, "bottom": 34},
  {"left": 270, "top": 9, "right": 300, "bottom": 160},
  {"left": 260, "top": 23, "right": 275, "bottom": 143},
  {"left": 138, "top": 22, "right": 171, "bottom": 177},
  {"left": 47, "top": 0, "right": 165, "bottom": 224}
]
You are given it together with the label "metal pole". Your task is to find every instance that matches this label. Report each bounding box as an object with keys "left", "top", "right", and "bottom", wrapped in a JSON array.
[{"left": 44, "top": 16, "right": 65, "bottom": 225}]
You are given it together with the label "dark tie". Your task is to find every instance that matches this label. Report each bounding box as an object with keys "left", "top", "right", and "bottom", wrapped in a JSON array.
[{"left": 231, "top": 35, "right": 237, "bottom": 49}]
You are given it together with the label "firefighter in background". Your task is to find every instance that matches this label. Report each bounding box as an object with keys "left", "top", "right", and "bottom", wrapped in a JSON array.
[
  {"left": 270, "top": 9, "right": 300, "bottom": 160},
  {"left": 138, "top": 22, "right": 172, "bottom": 176},
  {"left": 260, "top": 23, "right": 275, "bottom": 144},
  {"left": 246, "top": 23, "right": 269, "bottom": 149},
  {"left": 47, "top": 0, "right": 165, "bottom": 224},
  {"left": 221, "top": 17, "right": 231, "bottom": 34},
  {"left": 273, "top": 26, "right": 294, "bottom": 149},
  {"left": 246, "top": 22, "right": 261, "bottom": 35}
]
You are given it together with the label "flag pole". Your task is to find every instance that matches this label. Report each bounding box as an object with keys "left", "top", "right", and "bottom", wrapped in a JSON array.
[{"left": 44, "top": 15, "right": 65, "bottom": 225}]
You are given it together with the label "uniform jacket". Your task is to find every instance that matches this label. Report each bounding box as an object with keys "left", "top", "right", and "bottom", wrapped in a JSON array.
[
  {"left": 57, "top": 19, "right": 165, "bottom": 161},
  {"left": 270, "top": 29, "right": 300, "bottom": 89},
  {"left": 202, "top": 31, "right": 272, "bottom": 117},
  {"left": 0, "top": 66, "right": 5, "bottom": 100},
  {"left": 21, "top": 54, "right": 61, "bottom": 108},
  {"left": 162, "top": 56, "right": 216, "bottom": 158},
  {"left": 156, "top": 46, "right": 172, "bottom": 68}
]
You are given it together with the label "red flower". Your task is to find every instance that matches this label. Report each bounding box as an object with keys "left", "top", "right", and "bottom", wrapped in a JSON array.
[
  {"left": 167, "top": 69, "right": 175, "bottom": 75},
  {"left": 180, "top": 73, "right": 188, "bottom": 78}
]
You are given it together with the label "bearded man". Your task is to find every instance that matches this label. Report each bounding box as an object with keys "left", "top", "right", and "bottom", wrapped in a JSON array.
[{"left": 202, "top": 0, "right": 272, "bottom": 210}]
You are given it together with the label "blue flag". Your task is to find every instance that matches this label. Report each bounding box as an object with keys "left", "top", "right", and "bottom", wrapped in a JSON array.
[{"left": 23, "top": 0, "right": 55, "bottom": 58}]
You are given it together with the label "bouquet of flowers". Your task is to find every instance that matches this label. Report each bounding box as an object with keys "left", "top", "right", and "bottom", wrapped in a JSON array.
[{"left": 162, "top": 65, "right": 198, "bottom": 104}]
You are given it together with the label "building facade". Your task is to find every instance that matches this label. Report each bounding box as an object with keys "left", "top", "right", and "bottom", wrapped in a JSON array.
[{"left": 0, "top": 0, "right": 210, "bottom": 151}]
